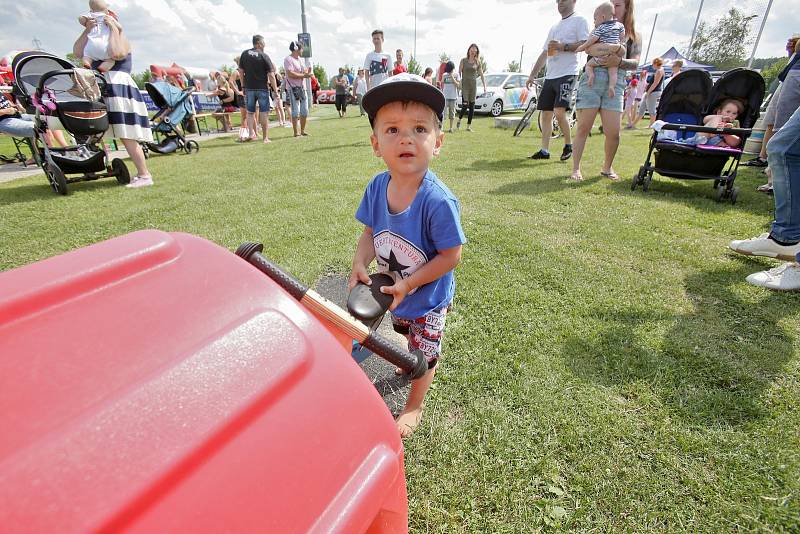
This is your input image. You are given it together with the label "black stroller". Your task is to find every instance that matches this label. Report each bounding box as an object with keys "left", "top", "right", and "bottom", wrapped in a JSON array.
[
  {"left": 142, "top": 81, "right": 199, "bottom": 157},
  {"left": 631, "top": 68, "right": 765, "bottom": 203},
  {"left": 12, "top": 51, "right": 130, "bottom": 195}
]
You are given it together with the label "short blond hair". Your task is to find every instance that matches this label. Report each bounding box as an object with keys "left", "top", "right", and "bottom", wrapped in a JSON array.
[
  {"left": 89, "top": 0, "right": 108, "bottom": 11},
  {"left": 652, "top": 57, "right": 664, "bottom": 67}
]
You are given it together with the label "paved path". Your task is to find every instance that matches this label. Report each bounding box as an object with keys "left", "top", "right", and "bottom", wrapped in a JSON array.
[
  {"left": 0, "top": 131, "right": 238, "bottom": 185},
  {"left": 315, "top": 274, "right": 411, "bottom": 415}
]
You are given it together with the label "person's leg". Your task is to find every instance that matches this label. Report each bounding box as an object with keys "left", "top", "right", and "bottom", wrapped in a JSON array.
[
  {"left": 585, "top": 63, "right": 596, "bottom": 88},
  {"left": 245, "top": 91, "right": 257, "bottom": 140},
  {"left": 299, "top": 92, "right": 310, "bottom": 135},
  {"left": 599, "top": 108, "right": 622, "bottom": 178},
  {"left": 768, "top": 106, "right": 800, "bottom": 243},
  {"left": 648, "top": 91, "right": 661, "bottom": 125},
  {"left": 393, "top": 306, "right": 448, "bottom": 437},
  {"left": 342, "top": 95, "right": 347, "bottom": 116},
  {"left": 466, "top": 101, "right": 475, "bottom": 129},
  {"left": 571, "top": 108, "right": 598, "bottom": 181},
  {"left": 554, "top": 107, "right": 571, "bottom": 145},
  {"left": 289, "top": 88, "right": 300, "bottom": 136},
  {"left": 120, "top": 138, "right": 153, "bottom": 187},
  {"left": 51, "top": 129, "right": 69, "bottom": 147},
  {"left": 396, "top": 368, "right": 436, "bottom": 438},
  {"left": 259, "top": 92, "right": 270, "bottom": 143},
  {"left": 607, "top": 66, "right": 618, "bottom": 97},
  {"left": 760, "top": 124, "right": 774, "bottom": 161},
  {"left": 540, "top": 110, "right": 554, "bottom": 152},
  {"left": 457, "top": 99, "right": 467, "bottom": 127}
]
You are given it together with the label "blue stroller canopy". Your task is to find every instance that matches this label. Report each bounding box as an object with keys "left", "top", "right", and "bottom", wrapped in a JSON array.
[{"left": 145, "top": 81, "right": 193, "bottom": 133}]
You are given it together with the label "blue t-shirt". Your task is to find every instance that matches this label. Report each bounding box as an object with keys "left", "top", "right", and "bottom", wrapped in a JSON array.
[{"left": 355, "top": 170, "right": 466, "bottom": 319}]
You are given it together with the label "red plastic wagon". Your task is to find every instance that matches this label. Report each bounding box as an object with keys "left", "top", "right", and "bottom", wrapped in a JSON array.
[{"left": 0, "top": 230, "right": 415, "bottom": 532}]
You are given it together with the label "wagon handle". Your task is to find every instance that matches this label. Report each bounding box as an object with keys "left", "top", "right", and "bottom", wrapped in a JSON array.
[{"left": 235, "top": 242, "right": 429, "bottom": 380}]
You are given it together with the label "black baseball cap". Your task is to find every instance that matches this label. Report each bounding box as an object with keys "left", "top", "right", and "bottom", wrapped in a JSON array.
[{"left": 362, "top": 73, "right": 445, "bottom": 126}]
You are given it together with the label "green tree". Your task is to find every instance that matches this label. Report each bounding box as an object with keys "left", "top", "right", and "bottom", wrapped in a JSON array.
[
  {"left": 66, "top": 53, "right": 83, "bottom": 67},
  {"left": 131, "top": 69, "right": 152, "bottom": 89},
  {"left": 760, "top": 57, "right": 789, "bottom": 91},
  {"left": 687, "top": 7, "right": 757, "bottom": 70},
  {"left": 439, "top": 52, "right": 449, "bottom": 63},
  {"left": 313, "top": 64, "right": 328, "bottom": 89},
  {"left": 218, "top": 64, "right": 234, "bottom": 76},
  {"left": 507, "top": 60, "right": 521, "bottom": 73},
  {"left": 479, "top": 55, "right": 488, "bottom": 74},
  {"left": 407, "top": 56, "right": 422, "bottom": 75}
]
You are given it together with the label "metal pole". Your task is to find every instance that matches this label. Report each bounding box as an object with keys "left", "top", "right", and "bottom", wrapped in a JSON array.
[
  {"left": 747, "top": 0, "right": 774, "bottom": 69},
  {"left": 644, "top": 14, "right": 658, "bottom": 64},
  {"left": 301, "top": 0, "right": 311, "bottom": 97},
  {"left": 414, "top": 0, "right": 417, "bottom": 59},
  {"left": 519, "top": 44, "right": 524, "bottom": 72},
  {"left": 687, "top": 0, "right": 704, "bottom": 54}
]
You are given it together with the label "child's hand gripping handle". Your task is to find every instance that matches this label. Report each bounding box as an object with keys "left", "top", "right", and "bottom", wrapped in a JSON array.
[{"left": 235, "top": 242, "right": 429, "bottom": 379}]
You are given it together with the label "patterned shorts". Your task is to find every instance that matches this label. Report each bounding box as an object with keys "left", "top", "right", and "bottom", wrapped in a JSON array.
[{"left": 391, "top": 304, "right": 450, "bottom": 368}]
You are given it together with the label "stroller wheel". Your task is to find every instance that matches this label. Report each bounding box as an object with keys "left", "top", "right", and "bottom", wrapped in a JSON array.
[
  {"left": 185, "top": 140, "right": 199, "bottom": 154},
  {"left": 112, "top": 158, "right": 131, "bottom": 185},
  {"left": 730, "top": 186, "right": 740, "bottom": 205},
  {"left": 630, "top": 173, "right": 638, "bottom": 191},
  {"left": 44, "top": 162, "right": 68, "bottom": 195},
  {"left": 642, "top": 173, "right": 652, "bottom": 192},
  {"left": 714, "top": 183, "right": 726, "bottom": 203}
]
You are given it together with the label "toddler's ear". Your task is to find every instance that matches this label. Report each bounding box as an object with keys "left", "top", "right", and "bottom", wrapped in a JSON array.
[
  {"left": 432, "top": 130, "right": 444, "bottom": 156},
  {"left": 370, "top": 133, "right": 381, "bottom": 157}
]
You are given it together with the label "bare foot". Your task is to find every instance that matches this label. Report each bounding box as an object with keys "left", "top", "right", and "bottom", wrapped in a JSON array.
[
  {"left": 396, "top": 407, "right": 424, "bottom": 438},
  {"left": 263, "top": 138, "right": 271, "bottom": 144},
  {"left": 570, "top": 170, "right": 583, "bottom": 182}
]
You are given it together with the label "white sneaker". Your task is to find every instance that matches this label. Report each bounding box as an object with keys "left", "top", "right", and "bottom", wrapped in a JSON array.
[
  {"left": 126, "top": 175, "right": 154, "bottom": 188},
  {"left": 728, "top": 233, "right": 800, "bottom": 261},
  {"left": 746, "top": 262, "right": 800, "bottom": 291}
]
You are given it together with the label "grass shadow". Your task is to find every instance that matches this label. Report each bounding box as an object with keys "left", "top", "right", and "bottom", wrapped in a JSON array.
[
  {"left": 562, "top": 262, "right": 796, "bottom": 426},
  {"left": 490, "top": 174, "right": 598, "bottom": 196},
  {"left": 304, "top": 141, "right": 370, "bottom": 153},
  {"left": 0, "top": 178, "right": 120, "bottom": 207}
]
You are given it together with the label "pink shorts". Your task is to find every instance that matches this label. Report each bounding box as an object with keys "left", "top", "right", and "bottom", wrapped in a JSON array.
[{"left": 391, "top": 304, "right": 450, "bottom": 368}]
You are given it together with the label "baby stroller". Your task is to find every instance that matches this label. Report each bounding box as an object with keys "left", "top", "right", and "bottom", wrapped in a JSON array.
[
  {"left": 12, "top": 51, "right": 130, "bottom": 195},
  {"left": 631, "top": 68, "right": 765, "bottom": 203},
  {"left": 143, "top": 81, "right": 199, "bottom": 156}
]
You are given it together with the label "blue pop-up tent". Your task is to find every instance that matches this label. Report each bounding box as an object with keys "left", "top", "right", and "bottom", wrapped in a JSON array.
[{"left": 640, "top": 47, "right": 714, "bottom": 73}]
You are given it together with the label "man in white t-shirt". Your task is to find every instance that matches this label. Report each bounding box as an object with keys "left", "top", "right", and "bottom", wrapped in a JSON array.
[
  {"left": 364, "top": 29, "right": 391, "bottom": 90},
  {"left": 525, "top": 0, "right": 589, "bottom": 161}
]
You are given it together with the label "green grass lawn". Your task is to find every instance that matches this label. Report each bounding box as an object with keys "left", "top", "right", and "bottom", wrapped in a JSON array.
[{"left": 1, "top": 106, "right": 798, "bottom": 531}]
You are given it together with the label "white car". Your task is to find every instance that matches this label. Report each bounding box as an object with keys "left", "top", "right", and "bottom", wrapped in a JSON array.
[{"left": 464, "top": 72, "right": 536, "bottom": 117}]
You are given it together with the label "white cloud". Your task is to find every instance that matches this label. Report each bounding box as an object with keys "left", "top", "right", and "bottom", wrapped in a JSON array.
[{"left": 0, "top": 0, "right": 794, "bottom": 81}]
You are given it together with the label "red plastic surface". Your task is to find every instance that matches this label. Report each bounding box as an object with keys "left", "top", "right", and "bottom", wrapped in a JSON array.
[{"left": 0, "top": 230, "right": 407, "bottom": 533}]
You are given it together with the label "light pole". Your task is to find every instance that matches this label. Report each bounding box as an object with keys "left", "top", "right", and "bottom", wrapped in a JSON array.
[
  {"left": 301, "top": 0, "right": 311, "bottom": 96},
  {"left": 747, "top": 0, "right": 774, "bottom": 69},
  {"left": 644, "top": 13, "right": 658, "bottom": 64},
  {"left": 414, "top": 0, "right": 417, "bottom": 60},
  {"left": 687, "top": 0, "right": 704, "bottom": 55}
]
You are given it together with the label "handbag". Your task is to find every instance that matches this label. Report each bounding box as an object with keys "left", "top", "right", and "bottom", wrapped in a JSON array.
[{"left": 291, "top": 85, "right": 306, "bottom": 103}]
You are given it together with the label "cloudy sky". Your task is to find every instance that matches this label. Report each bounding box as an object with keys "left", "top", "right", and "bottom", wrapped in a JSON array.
[{"left": 0, "top": 0, "right": 795, "bottom": 79}]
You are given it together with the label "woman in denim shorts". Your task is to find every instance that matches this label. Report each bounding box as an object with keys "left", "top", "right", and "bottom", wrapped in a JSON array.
[{"left": 570, "top": 0, "right": 642, "bottom": 182}]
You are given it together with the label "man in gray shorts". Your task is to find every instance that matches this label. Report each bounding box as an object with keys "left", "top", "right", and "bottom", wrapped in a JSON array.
[{"left": 525, "top": 0, "right": 589, "bottom": 161}]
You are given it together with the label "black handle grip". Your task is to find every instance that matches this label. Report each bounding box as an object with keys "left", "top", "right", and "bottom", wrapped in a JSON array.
[
  {"left": 362, "top": 334, "right": 429, "bottom": 380},
  {"left": 235, "top": 242, "right": 308, "bottom": 301},
  {"left": 235, "top": 242, "right": 428, "bottom": 378}
]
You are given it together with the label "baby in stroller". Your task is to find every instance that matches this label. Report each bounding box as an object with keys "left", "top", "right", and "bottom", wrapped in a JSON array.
[{"left": 701, "top": 98, "right": 743, "bottom": 148}]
